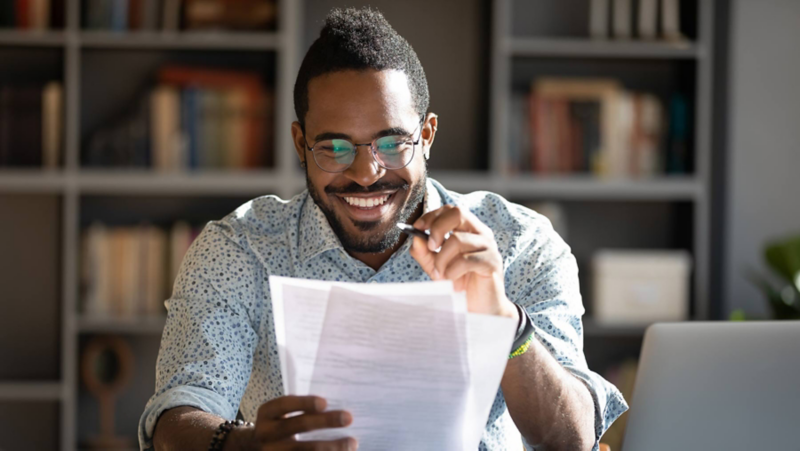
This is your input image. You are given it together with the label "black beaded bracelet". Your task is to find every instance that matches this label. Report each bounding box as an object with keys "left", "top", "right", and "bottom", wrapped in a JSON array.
[{"left": 208, "top": 419, "right": 254, "bottom": 451}]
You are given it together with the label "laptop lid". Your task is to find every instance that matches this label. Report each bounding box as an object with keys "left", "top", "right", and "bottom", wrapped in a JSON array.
[{"left": 623, "top": 321, "right": 800, "bottom": 451}]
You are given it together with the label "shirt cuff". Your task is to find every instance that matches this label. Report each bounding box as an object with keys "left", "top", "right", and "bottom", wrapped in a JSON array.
[
  {"left": 138, "top": 385, "right": 238, "bottom": 451},
  {"left": 562, "top": 364, "right": 628, "bottom": 451}
]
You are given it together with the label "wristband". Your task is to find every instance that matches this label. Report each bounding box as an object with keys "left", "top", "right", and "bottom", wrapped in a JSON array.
[
  {"left": 509, "top": 304, "right": 535, "bottom": 359},
  {"left": 208, "top": 419, "right": 254, "bottom": 451}
]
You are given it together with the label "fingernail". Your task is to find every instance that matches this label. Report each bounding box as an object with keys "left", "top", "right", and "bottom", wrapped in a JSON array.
[
  {"left": 428, "top": 237, "right": 437, "bottom": 251},
  {"left": 432, "top": 268, "right": 441, "bottom": 280},
  {"left": 340, "top": 411, "right": 352, "bottom": 426},
  {"left": 351, "top": 438, "right": 359, "bottom": 450}
]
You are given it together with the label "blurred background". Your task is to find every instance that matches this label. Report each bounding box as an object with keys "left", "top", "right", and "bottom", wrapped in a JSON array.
[{"left": 0, "top": 0, "right": 798, "bottom": 449}]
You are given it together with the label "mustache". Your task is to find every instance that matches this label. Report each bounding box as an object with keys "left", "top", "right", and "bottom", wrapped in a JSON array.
[{"left": 325, "top": 181, "right": 409, "bottom": 195}]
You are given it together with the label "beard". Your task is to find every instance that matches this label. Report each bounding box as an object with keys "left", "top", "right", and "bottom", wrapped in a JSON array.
[{"left": 306, "top": 170, "right": 426, "bottom": 254}]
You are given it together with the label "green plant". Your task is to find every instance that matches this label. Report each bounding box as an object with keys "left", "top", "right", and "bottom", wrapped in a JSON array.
[{"left": 747, "top": 233, "right": 800, "bottom": 320}]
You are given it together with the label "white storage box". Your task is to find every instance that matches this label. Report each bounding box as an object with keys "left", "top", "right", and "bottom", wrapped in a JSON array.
[{"left": 592, "top": 250, "right": 692, "bottom": 325}]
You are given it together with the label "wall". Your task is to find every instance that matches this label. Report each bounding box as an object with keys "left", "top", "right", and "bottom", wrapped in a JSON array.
[{"left": 724, "top": 0, "right": 800, "bottom": 316}]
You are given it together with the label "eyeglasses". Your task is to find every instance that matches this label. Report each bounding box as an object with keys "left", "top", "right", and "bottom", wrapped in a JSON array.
[{"left": 303, "top": 120, "right": 424, "bottom": 173}]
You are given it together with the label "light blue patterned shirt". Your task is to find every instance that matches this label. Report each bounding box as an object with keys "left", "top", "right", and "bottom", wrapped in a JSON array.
[{"left": 138, "top": 178, "right": 627, "bottom": 450}]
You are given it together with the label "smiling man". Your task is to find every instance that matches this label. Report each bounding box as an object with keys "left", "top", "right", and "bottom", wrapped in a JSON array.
[{"left": 140, "top": 7, "right": 626, "bottom": 451}]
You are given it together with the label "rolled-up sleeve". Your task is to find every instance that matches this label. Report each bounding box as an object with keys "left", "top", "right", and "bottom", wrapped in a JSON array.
[
  {"left": 505, "top": 213, "right": 628, "bottom": 451},
  {"left": 138, "top": 219, "right": 263, "bottom": 450}
]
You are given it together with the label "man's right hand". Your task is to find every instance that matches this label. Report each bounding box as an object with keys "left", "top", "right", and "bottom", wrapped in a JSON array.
[{"left": 234, "top": 395, "right": 357, "bottom": 450}]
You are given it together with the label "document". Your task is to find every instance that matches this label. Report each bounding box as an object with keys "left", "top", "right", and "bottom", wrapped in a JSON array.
[{"left": 269, "top": 276, "right": 517, "bottom": 451}]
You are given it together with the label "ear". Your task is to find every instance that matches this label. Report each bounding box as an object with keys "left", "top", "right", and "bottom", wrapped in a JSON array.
[
  {"left": 421, "top": 113, "right": 438, "bottom": 160},
  {"left": 291, "top": 121, "right": 307, "bottom": 166}
]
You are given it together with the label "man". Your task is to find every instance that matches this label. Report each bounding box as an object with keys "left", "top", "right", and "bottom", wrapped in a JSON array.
[{"left": 140, "top": 7, "right": 627, "bottom": 451}]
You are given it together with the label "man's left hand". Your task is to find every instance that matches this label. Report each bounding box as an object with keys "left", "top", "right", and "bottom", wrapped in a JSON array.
[{"left": 409, "top": 205, "right": 518, "bottom": 321}]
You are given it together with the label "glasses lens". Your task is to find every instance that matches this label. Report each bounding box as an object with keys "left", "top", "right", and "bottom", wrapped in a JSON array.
[
  {"left": 313, "top": 139, "right": 355, "bottom": 172},
  {"left": 374, "top": 135, "right": 414, "bottom": 169}
]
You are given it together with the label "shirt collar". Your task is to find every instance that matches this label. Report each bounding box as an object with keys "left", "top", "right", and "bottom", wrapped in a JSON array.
[{"left": 298, "top": 177, "right": 442, "bottom": 264}]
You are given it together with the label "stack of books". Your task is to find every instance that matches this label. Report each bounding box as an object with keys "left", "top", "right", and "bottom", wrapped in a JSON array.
[
  {"left": 508, "top": 77, "right": 689, "bottom": 178},
  {"left": 81, "top": 221, "right": 200, "bottom": 318},
  {"left": 84, "top": 66, "right": 274, "bottom": 171},
  {"left": 84, "top": 0, "right": 277, "bottom": 32},
  {"left": 589, "top": 0, "right": 685, "bottom": 41},
  {"left": 0, "top": 0, "right": 64, "bottom": 30},
  {"left": 0, "top": 82, "right": 63, "bottom": 168}
]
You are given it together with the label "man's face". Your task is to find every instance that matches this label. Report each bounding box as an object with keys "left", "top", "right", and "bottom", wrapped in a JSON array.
[{"left": 292, "top": 69, "right": 434, "bottom": 254}]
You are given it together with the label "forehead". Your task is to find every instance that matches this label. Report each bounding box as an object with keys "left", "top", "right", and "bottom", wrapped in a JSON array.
[{"left": 305, "top": 69, "right": 418, "bottom": 134}]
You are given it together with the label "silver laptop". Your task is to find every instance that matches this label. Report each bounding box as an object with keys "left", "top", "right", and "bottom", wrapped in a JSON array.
[{"left": 623, "top": 321, "right": 800, "bottom": 451}]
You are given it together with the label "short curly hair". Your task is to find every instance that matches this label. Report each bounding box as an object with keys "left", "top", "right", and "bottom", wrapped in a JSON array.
[{"left": 293, "top": 7, "right": 430, "bottom": 128}]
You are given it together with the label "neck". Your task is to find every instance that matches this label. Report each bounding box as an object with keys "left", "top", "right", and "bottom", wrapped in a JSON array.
[{"left": 349, "top": 200, "right": 424, "bottom": 272}]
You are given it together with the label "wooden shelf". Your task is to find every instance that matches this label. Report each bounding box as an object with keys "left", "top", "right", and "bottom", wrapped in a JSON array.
[
  {"left": 506, "top": 37, "right": 703, "bottom": 59},
  {"left": 76, "top": 169, "right": 292, "bottom": 195},
  {"left": 500, "top": 175, "right": 703, "bottom": 200},
  {"left": 76, "top": 315, "right": 167, "bottom": 335},
  {"left": 0, "top": 382, "right": 63, "bottom": 401},
  {"left": 0, "top": 169, "right": 67, "bottom": 193},
  {"left": 79, "top": 31, "right": 282, "bottom": 51},
  {"left": 0, "top": 30, "right": 67, "bottom": 47}
]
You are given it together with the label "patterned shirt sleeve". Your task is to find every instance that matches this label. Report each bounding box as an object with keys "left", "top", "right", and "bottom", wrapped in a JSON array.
[
  {"left": 502, "top": 206, "right": 628, "bottom": 451},
  {"left": 137, "top": 219, "right": 263, "bottom": 450}
]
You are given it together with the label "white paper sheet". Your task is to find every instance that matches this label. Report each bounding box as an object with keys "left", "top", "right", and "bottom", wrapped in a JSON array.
[{"left": 268, "top": 276, "right": 517, "bottom": 451}]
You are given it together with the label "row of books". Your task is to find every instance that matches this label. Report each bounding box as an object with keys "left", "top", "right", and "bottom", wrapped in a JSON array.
[
  {"left": 0, "top": 82, "right": 63, "bottom": 168},
  {"left": 508, "top": 78, "right": 690, "bottom": 177},
  {"left": 81, "top": 221, "right": 200, "bottom": 318},
  {"left": 84, "top": 0, "right": 277, "bottom": 32},
  {"left": 590, "top": 0, "right": 685, "bottom": 41},
  {"left": 84, "top": 65, "right": 273, "bottom": 170},
  {"left": 0, "top": 0, "right": 64, "bottom": 30}
]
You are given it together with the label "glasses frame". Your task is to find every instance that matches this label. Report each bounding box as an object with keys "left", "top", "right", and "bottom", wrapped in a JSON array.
[{"left": 303, "top": 118, "right": 425, "bottom": 173}]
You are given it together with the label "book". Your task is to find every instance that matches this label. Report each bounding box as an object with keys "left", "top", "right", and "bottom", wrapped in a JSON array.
[
  {"left": 15, "top": 0, "right": 30, "bottom": 28},
  {"left": 162, "top": 0, "right": 181, "bottom": 31},
  {"left": 150, "top": 85, "right": 181, "bottom": 171},
  {"left": 637, "top": 0, "right": 658, "bottom": 40},
  {"left": 128, "top": 0, "right": 142, "bottom": 30},
  {"left": 30, "top": 0, "right": 51, "bottom": 30},
  {"left": 169, "top": 221, "right": 193, "bottom": 288},
  {"left": 86, "top": 0, "right": 110, "bottom": 30},
  {"left": 660, "top": 0, "right": 683, "bottom": 41},
  {"left": 612, "top": 0, "right": 632, "bottom": 39},
  {"left": 185, "top": 0, "right": 278, "bottom": 31},
  {"left": 141, "top": 0, "right": 159, "bottom": 30},
  {"left": 42, "top": 81, "right": 62, "bottom": 169},
  {"left": 111, "top": 0, "right": 129, "bottom": 32},
  {"left": 223, "top": 88, "right": 249, "bottom": 169},
  {"left": 589, "top": 0, "right": 610, "bottom": 39}
]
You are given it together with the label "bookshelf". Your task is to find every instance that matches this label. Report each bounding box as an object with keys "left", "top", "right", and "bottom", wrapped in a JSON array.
[{"left": 0, "top": 0, "right": 718, "bottom": 449}]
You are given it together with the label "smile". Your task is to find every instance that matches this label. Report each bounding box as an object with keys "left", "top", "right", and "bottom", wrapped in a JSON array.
[{"left": 342, "top": 194, "right": 392, "bottom": 208}]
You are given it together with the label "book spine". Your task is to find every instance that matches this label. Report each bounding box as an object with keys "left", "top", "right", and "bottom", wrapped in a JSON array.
[
  {"left": 612, "top": 0, "right": 632, "bottom": 39},
  {"left": 661, "top": 0, "right": 682, "bottom": 41},
  {"left": 637, "top": 0, "right": 658, "bottom": 40},
  {"left": 42, "top": 82, "right": 63, "bottom": 169},
  {"left": 589, "top": 0, "right": 610, "bottom": 39},
  {"left": 111, "top": 0, "right": 129, "bottom": 32},
  {"left": 15, "top": 0, "right": 30, "bottom": 28}
]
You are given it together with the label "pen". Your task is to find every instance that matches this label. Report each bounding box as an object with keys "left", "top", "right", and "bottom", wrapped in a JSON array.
[{"left": 396, "top": 222, "right": 429, "bottom": 241}]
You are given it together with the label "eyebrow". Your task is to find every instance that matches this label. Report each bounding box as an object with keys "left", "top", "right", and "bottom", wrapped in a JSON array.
[{"left": 312, "top": 126, "right": 412, "bottom": 143}]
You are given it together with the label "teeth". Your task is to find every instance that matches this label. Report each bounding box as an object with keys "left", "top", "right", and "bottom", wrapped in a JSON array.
[{"left": 344, "top": 194, "right": 391, "bottom": 208}]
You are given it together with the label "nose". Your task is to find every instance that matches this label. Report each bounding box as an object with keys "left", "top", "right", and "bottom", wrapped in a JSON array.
[{"left": 343, "top": 145, "right": 385, "bottom": 187}]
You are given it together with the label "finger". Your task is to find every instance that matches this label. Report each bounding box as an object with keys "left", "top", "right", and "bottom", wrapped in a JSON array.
[
  {"left": 258, "top": 396, "right": 326, "bottom": 422},
  {"left": 409, "top": 235, "right": 437, "bottom": 279},
  {"left": 412, "top": 204, "right": 454, "bottom": 230},
  {"left": 443, "top": 251, "right": 499, "bottom": 281},
  {"left": 257, "top": 410, "right": 352, "bottom": 442},
  {"left": 426, "top": 207, "right": 484, "bottom": 252},
  {"left": 433, "top": 231, "right": 490, "bottom": 279},
  {"left": 274, "top": 437, "right": 358, "bottom": 451}
]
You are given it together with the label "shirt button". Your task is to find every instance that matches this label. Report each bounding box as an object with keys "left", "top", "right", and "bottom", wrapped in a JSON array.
[{"left": 368, "top": 279, "right": 377, "bottom": 283}]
